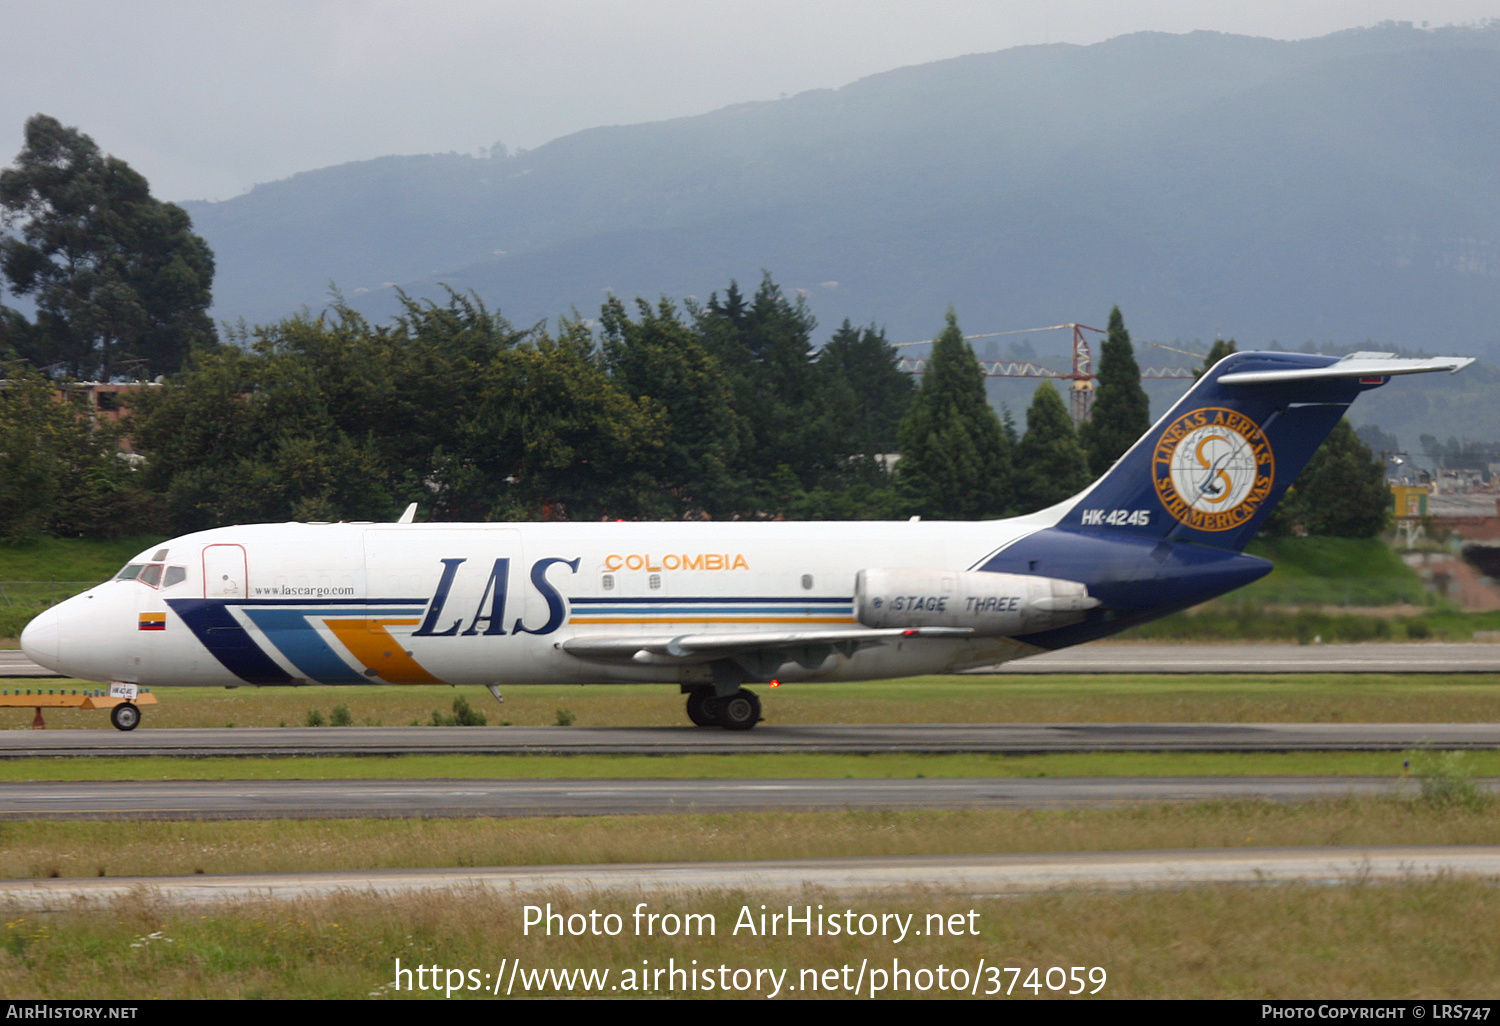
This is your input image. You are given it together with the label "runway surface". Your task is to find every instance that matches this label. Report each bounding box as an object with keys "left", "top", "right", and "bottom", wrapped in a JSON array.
[
  {"left": 0, "top": 651, "right": 59, "bottom": 677},
  {"left": 0, "top": 775, "right": 1468, "bottom": 821},
  {"left": 3, "top": 846, "right": 1497, "bottom": 906},
  {"left": 4, "top": 641, "right": 1498, "bottom": 679},
  {"left": 6, "top": 721, "right": 1500, "bottom": 758},
  {"left": 983, "top": 641, "right": 1500, "bottom": 673}
]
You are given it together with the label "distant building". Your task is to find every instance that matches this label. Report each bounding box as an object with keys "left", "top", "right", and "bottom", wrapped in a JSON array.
[
  {"left": 1391, "top": 484, "right": 1429, "bottom": 519},
  {"left": 60, "top": 381, "right": 159, "bottom": 451},
  {"left": 1427, "top": 493, "right": 1500, "bottom": 542}
]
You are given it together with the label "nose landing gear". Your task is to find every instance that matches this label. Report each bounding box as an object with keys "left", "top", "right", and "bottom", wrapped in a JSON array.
[{"left": 0, "top": 688, "right": 153, "bottom": 729}]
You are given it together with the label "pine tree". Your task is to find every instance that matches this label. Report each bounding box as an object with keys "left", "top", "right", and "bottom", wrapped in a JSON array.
[
  {"left": 600, "top": 295, "right": 747, "bottom": 516},
  {"left": 692, "top": 274, "right": 826, "bottom": 498},
  {"left": 1078, "top": 306, "right": 1151, "bottom": 476},
  {"left": 815, "top": 319, "right": 913, "bottom": 458},
  {"left": 1013, "top": 380, "right": 1092, "bottom": 514},
  {"left": 895, "top": 310, "right": 1010, "bottom": 519},
  {"left": 1197, "top": 338, "right": 1237, "bottom": 378},
  {"left": 1293, "top": 419, "right": 1390, "bottom": 538}
]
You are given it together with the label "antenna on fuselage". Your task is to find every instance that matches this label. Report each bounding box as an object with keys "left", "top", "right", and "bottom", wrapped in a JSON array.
[{"left": 397, "top": 502, "right": 418, "bottom": 525}]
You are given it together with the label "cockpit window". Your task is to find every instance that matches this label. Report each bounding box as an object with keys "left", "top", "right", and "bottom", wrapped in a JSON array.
[
  {"left": 139, "top": 564, "right": 164, "bottom": 588},
  {"left": 162, "top": 565, "right": 187, "bottom": 588},
  {"left": 115, "top": 564, "right": 144, "bottom": 581},
  {"left": 152, "top": 549, "right": 170, "bottom": 561}
]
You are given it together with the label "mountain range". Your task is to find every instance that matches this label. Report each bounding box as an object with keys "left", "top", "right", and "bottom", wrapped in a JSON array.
[{"left": 182, "top": 21, "right": 1500, "bottom": 449}]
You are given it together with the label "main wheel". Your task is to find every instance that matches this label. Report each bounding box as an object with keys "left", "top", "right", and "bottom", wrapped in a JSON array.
[
  {"left": 685, "top": 688, "right": 719, "bottom": 727},
  {"left": 110, "top": 703, "right": 141, "bottom": 731},
  {"left": 714, "top": 688, "right": 761, "bottom": 731}
]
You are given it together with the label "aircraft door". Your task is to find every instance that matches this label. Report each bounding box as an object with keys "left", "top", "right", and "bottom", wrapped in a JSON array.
[{"left": 203, "top": 544, "right": 248, "bottom": 599}]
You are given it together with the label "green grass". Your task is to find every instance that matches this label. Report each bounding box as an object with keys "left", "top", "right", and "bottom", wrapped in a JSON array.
[
  {"left": 3, "top": 795, "right": 1499, "bottom": 879},
  {"left": 1237, "top": 537, "right": 1431, "bottom": 606},
  {"left": 1115, "top": 537, "right": 1489, "bottom": 640},
  {"left": 10, "top": 673, "right": 1500, "bottom": 731},
  {"left": 1117, "top": 534, "right": 1500, "bottom": 640},
  {"left": 0, "top": 535, "right": 164, "bottom": 584},
  {"left": 0, "top": 749, "right": 1488, "bottom": 782},
  {"left": 8, "top": 876, "right": 1500, "bottom": 996},
  {"left": 9, "top": 880, "right": 1500, "bottom": 998},
  {"left": 0, "top": 535, "right": 165, "bottom": 640},
  {"left": 1414, "top": 608, "right": 1500, "bottom": 636},
  {"left": 1120, "top": 607, "right": 1500, "bottom": 642},
  {"left": 1247, "top": 536, "right": 1419, "bottom": 587}
]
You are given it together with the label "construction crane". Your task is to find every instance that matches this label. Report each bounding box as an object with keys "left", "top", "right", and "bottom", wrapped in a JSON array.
[{"left": 894, "top": 322, "right": 1198, "bottom": 422}]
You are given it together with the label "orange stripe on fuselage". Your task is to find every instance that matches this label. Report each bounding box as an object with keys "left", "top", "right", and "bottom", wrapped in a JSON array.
[{"left": 323, "top": 618, "right": 444, "bottom": 684}]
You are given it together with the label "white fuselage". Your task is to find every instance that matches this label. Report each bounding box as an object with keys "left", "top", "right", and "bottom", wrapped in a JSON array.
[
  {"left": 22, "top": 349, "right": 1477, "bottom": 700},
  {"left": 21, "top": 516, "right": 1059, "bottom": 689}
]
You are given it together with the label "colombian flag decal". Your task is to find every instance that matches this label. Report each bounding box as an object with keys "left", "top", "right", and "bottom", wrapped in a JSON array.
[{"left": 138, "top": 613, "right": 166, "bottom": 631}]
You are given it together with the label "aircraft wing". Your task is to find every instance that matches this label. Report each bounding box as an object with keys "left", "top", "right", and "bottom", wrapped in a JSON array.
[{"left": 561, "top": 626, "right": 972, "bottom": 665}]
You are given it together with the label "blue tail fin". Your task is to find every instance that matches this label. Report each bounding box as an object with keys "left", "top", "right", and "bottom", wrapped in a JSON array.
[
  {"left": 977, "top": 350, "right": 1473, "bottom": 647},
  {"left": 1053, "top": 350, "right": 1468, "bottom": 552}
]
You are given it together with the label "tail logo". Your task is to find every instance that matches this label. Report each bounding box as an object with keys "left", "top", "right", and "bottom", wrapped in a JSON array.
[{"left": 1152, "top": 407, "right": 1275, "bottom": 532}]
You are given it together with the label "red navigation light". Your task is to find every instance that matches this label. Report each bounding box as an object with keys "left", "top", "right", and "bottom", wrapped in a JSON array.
[{"left": 769, "top": 680, "right": 780, "bottom": 688}]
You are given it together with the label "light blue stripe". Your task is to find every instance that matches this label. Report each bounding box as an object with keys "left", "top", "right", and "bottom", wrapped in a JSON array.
[{"left": 241, "top": 607, "right": 368, "bottom": 685}]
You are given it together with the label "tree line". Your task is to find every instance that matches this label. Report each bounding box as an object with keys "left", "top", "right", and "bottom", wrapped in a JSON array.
[
  {"left": 0, "top": 278, "right": 1138, "bottom": 536},
  {"left": 0, "top": 113, "right": 1390, "bottom": 543}
]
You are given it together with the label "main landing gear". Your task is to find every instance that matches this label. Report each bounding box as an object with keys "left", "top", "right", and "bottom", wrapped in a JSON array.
[{"left": 685, "top": 686, "right": 761, "bottom": 731}]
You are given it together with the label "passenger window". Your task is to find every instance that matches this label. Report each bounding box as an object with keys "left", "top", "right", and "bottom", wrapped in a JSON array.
[
  {"left": 139, "top": 564, "right": 164, "bottom": 588},
  {"left": 602, "top": 574, "right": 615, "bottom": 590},
  {"left": 801, "top": 574, "right": 813, "bottom": 590},
  {"left": 648, "top": 574, "right": 662, "bottom": 590},
  {"left": 115, "top": 564, "right": 144, "bottom": 581},
  {"left": 162, "top": 565, "right": 187, "bottom": 588}
]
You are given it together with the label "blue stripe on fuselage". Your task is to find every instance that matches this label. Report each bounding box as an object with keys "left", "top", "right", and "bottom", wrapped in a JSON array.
[
  {"left": 167, "top": 598, "right": 296, "bottom": 685},
  {"left": 240, "top": 607, "right": 374, "bottom": 684},
  {"left": 168, "top": 599, "right": 425, "bottom": 685}
]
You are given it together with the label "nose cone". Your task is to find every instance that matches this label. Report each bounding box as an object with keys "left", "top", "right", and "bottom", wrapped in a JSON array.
[{"left": 19, "top": 605, "right": 61, "bottom": 671}]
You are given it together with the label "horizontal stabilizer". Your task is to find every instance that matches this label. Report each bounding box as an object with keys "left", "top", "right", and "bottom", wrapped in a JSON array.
[
  {"left": 1218, "top": 354, "right": 1474, "bottom": 385},
  {"left": 562, "top": 626, "right": 972, "bottom": 664}
]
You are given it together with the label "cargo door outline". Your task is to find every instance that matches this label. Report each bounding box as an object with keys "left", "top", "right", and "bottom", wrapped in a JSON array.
[{"left": 203, "top": 544, "right": 248, "bottom": 599}]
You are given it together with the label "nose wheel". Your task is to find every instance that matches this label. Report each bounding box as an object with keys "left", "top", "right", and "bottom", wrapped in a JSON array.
[{"left": 110, "top": 703, "right": 141, "bottom": 731}]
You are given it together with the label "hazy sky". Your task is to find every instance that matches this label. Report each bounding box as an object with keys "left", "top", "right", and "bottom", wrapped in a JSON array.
[{"left": 3, "top": 1, "right": 1498, "bottom": 202}]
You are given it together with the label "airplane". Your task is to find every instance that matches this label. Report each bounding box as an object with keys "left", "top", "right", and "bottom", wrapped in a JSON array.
[{"left": 19, "top": 350, "right": 1474, "bottom": 731}]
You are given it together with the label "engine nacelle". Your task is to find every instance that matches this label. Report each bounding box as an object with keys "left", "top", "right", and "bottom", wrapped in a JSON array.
[{"left": 853, "top": 568, "right": 1100, "bottom": 637}]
